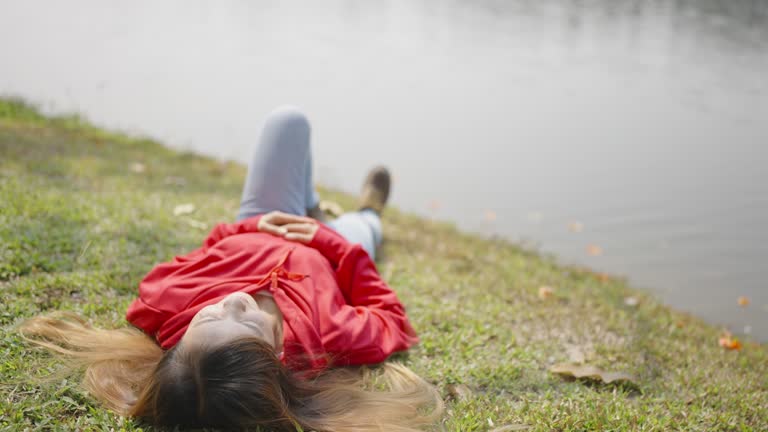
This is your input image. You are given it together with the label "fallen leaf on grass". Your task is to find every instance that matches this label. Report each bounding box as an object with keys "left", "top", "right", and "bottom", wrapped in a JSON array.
[
  {"left": 446, "top": 384, "right": 473, "bottom": 401},
  {"left": 624, "top": 296, "right": 639, "bottom": 307},
  {"left": 737, "top": 296, "right": 750, "bottom": 307},
  {"left": 173, "top": 203, "right": 196, "bottom": 216},
  {"left": 129, "top": 162, "right": 146, "bottom": 173},
  {"left": 718, "top": 332, "right": 742, "bottom": 351},
  {"left": 586, "top": 244, "right": 603, "bottom": 256},
  {"left": 550, "top": 363, "right": 635, "bottom": 384},
  {"left": 538, "top": 286, "right": 555, "bottom": 300},
  {"left": 185, "top": 218, "right": 207, "bottom": 230}
]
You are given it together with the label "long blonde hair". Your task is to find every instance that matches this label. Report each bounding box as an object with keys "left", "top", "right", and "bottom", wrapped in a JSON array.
[{"left": 20, "top": 312, "right": 443, "bottom": 431}]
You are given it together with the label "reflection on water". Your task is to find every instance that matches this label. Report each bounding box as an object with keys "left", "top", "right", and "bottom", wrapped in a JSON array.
[{"left": 1, "top": 0, "right": 767, "bottom": 340}]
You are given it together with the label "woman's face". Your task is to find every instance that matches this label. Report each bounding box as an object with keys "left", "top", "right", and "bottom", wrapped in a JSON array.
[{"left": 181, "top": 292, "right": 281, "bottom": 351}]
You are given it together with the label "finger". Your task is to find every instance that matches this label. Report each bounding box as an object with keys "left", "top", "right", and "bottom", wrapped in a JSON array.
[
  {"left": 284, "top": 232, "right": 313, "bottom": 243},
  {"left": 259, "top": 222, "right": 287, "bottom": 236},
  {"left": 269, "top": 213, "right": 315, "bottom": 226},
  {"left": 281, "top": 223, "right": 316, "bottom": 234},
  {"left": 262, "top": 211, "right": 285, "bottom": 222}
]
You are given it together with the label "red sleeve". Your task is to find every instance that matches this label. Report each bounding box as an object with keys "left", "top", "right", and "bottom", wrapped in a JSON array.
[
  {"left": 311, "top": 225, "right": 419, "bottom": 365},
  {"left": 307, "top": 223, "right": 352, "bottom": 268},
  {"left": 126, "top": 297, "right": 170, "bottom": 335},
  {"left": 202, "top": 215, "right": 263, "bottom": 249}
]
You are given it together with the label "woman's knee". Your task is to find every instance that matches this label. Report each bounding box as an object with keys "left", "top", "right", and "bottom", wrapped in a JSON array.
[{"left": 263, "top": 105, "right": 311, "bottom": 138}]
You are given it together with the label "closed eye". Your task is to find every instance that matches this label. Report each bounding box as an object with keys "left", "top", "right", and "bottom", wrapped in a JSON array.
[{"left": 195, "top": 317, "right": 263, "bottom": 332}]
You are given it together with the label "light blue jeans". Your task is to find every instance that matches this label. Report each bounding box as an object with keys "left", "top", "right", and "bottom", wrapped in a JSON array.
[{"left": 236, "top": 106, "right": 382, "bottom": 259}]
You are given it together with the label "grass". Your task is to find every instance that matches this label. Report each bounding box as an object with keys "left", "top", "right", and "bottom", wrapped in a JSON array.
[{"left": 0, "top": 97, "right": 766, "bottom": 431}]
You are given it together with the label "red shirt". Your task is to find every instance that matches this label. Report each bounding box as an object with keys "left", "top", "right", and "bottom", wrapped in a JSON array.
[{"left": 126, "top": 215, "right": 418, "bottom": 370}]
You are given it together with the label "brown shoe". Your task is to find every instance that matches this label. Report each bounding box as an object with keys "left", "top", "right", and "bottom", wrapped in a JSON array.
[{"left": 359, "top": 166, "right": 391, "bottom": 215}]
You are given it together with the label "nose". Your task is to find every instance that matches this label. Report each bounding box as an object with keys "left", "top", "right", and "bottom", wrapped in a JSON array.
[{"left": 222, "top": 294, "right": 248, "bottom": 314}]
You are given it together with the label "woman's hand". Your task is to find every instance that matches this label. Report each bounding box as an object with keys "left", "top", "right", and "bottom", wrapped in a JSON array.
[{"left": 257, "top": 211, "right": 319, "bottom": 244}]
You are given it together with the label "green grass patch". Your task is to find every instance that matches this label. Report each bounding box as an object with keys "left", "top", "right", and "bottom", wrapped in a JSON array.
[{"left": 1, "top": 98, "right": 766, "bottom": 431}]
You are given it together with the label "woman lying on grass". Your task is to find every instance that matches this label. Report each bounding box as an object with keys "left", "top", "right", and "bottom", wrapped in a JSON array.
[{"left": 21, "top": 106, "right": 443, "bottom": 431}]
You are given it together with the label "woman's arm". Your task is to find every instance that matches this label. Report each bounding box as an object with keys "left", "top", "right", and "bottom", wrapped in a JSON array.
[
  {"left": 276, "top": 219, "right": 418, "bottom": 364},
  {"left": 323, "top": 243, "right": 419, "bottom": 365},
  {"left": 203, "top": 217, "right": 262, "bottom": 249},
  {"left": 298, "top": 225, "right": 418, "bottom": 364},
  {"left": 203, "top": 212, "right": 315, "bottom": 249}
]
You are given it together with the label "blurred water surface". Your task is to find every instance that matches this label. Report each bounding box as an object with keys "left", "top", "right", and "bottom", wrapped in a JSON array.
[{"left": 1, "top": 0, "right": 767, "bottom": 340}]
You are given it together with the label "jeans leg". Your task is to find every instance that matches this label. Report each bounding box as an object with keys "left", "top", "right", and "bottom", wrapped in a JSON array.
[
  {"left": 237, "top": 106, "right": 316, "bottom": 221},
  {"left": 327, "top": 209, "right": 382, "bottom": 259},
  {"left": 304, "top": 148, "right": 320, "bottom": 211}
]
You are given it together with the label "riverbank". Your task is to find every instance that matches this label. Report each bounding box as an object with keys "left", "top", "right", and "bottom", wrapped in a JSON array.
[{"left": 1, "top": 98, "right": 766, "bottom": 431}]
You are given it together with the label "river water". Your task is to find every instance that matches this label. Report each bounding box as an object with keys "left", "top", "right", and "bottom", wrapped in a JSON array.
[{"left": 1, "top": 0, "right": 766, "bottom": 341}]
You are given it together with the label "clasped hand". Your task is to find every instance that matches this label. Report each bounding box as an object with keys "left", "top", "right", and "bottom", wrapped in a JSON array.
[{"left": 257, "top": 211, "right": 319, "bottom": 243}]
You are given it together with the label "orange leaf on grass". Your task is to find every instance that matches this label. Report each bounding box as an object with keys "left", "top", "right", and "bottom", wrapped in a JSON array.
[
  {"left": 737, "top": 296, "right": 750, "bottom": 307},
  {"left": 718, "top": 332, "right": 743, "bottom": 351},
  {"left": 538, "top": 286, "right": 555, "bottom": 300}
]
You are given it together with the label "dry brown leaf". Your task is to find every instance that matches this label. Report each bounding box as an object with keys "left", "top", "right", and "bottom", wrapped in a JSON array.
[
  {"left": 550, "top": 363, "right": 635, "bottom": 384},
  {"left": 173, "top": 203, "right": 196, "bottom": 216},
  {"left": 185, "top": 218, "right": 207, "bottom": 230},
  {"left": 737, "top": 296, "right": 750, "bottom": 307},
  {"left": 624, "top": 296, "right": 639, "bottom": 307},
  {"left": 538, "top": 286, "right": 555, "bottom": 300},
  {"left": 129, "top": 162, "right": 146, "bottom": 173},
  {"left": 446, "top": 383, "right": 473, "bottom": 401}
]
